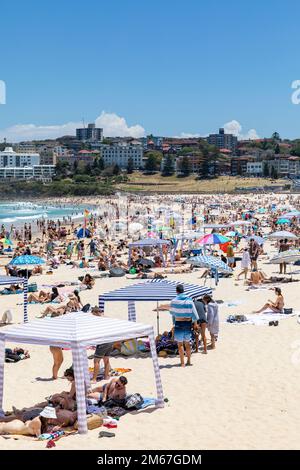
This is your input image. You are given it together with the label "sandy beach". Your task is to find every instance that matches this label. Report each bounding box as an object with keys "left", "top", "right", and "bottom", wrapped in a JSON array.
[{"left": 0, "top": 194, "right": 300, "bottom": 450}]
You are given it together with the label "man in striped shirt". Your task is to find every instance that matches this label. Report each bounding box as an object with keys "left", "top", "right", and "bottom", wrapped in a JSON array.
[{"left": 170, "top": 284, "right": 199, "bottom": 367}]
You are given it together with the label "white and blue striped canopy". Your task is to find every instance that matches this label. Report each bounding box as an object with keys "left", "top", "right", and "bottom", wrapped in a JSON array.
[
  {"left": 99, "top": 279, "right": 212, "bottom": 303},
  {"left": 0, "top": 276, "right": 26, "bottom": 285},
  {"left": 187, "top": 255, "right": 233, "bottom": 273}
]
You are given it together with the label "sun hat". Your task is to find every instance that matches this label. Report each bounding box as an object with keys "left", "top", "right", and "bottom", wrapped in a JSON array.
[{"left": 39, "top": 405, "right": 57, "bottom": 419}]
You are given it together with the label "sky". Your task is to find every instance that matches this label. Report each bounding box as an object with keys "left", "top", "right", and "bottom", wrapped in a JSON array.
[{"left": 1, "top": 0, "right": 300, "bottom": 141}]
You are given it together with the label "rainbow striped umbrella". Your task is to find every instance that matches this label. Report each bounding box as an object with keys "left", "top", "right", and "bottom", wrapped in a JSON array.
[{"left": 196, "top": 233, "right": 231, "bottom": 245}]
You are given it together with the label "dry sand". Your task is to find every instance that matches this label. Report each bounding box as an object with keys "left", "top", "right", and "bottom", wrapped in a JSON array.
[{"left": 0, "top": 240, "right": 300, "bottom": 450}]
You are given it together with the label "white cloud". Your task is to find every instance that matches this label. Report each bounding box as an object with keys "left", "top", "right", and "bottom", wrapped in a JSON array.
[
  {"left": 223, "top": 120, "right": 259, "bottom": 140},
  {"left": 0, "top": 112, "right": 145, "bottom": 142}
]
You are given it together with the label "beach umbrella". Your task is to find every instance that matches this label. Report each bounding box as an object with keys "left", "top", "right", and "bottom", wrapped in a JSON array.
[
  {"left": 1, "top": 238, "right": 13, "bottom": 245},
  {"left": 276, "top": 218, "right": 291, "bottom": 225},
  {"left": 187, "top": 255, "right": 233, "bottom": 273},
  {"left": 268, "top": 231, "right": 298, "bottom": 240},
  {"left": 196, "top": 233, "right": 231, "bottom": 245},
  {"left": 225, "top": 231, "right": 238, "bottom": 237},
  {"left": 9, "top": 255, "right": 45, "bottom": 266},
  {"left": 269, "top": 250, "right": 300, "bottom": 264},
  {"left": 138, "top": 258, "right": 155, "bottom": 267},
  {"left": 258, "top": 208, "right": 267, "bottom": 214},
  {"left": 282, "top": 211, "right": 300, "bottom": 218},
  {"left": 9, "top": 255, "right": 45, "bottom": 278},
  {"left": 246, "top": 235, "right": 265, "bottom": 245},
  {"left": 128, "top": 223, "right": 143, "bottom": 232}
]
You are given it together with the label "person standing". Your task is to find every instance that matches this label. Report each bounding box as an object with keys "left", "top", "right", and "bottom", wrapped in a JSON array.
[
  {"left": 249, "top": 238, "right": 259, "bottom": 271},
  {"left": 202, "top": 294, "right": 219, "bottom": 350},
  {"left": 169, "top": 284, "right": 199, "bottom": 367},
  {"left": 279, "top": 238, "right": 289, "bottom": 275},
  {"left": 237, "top": 248, "right": 251, "bottom": 281}
]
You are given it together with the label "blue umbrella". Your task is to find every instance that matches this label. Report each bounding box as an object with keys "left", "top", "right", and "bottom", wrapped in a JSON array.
[
  {"left": 10, "top": 255, "right": 45, "bottom": 266},
  {"left": 246, "top": 235, "right": 265, "bottom": 245}
]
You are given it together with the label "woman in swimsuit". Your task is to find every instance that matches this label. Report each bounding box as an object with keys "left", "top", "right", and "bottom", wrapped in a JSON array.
[{"left": 254, "top": 287, "right": 285, "bottom": 313}]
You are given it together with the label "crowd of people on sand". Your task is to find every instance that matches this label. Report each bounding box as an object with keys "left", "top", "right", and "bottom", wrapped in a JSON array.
[{"left": 0, "top": 192, "right": 300, "bottom": 439}]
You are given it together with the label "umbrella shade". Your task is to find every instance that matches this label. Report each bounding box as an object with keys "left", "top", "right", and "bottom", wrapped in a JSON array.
[
  {"left": 269, "top": 250, "right": 300, "bottom": 264},
  {"left": 268, "top": 231, "right": 298, "bottom": 240},
  {"left": 196, "top": 233, "right": 231, "bottom": 245},
  {"left": 9, "top": 255, "right": 45, "bottom": 266},
  {"left": 0, "top": 238, "right": 13, "bottom": 245},
  {"left": 225, "top": 231, "right": 238, "bottom": 237},
  {"left": 246, "top": 235, "right": 265, "bottom": 245},
  {"left": 276, "top": 219, "right": 291, "bottom": 225},
  {"left": 138, "top": 258, "right": 155, "bottom": 267},
  {"left": 187, "top": 255, "right": 233, "bottom": 273},
  {"left": 128, "top": 223, "right": 143, "bottom": 232},
  {"left": 282, "top": 211, "right": 300, "bottom": 218}
]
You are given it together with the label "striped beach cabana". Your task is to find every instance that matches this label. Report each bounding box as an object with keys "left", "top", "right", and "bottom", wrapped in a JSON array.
[
  {"left": 0, "top": 312, "right": 164, "bottom": 434},
  {"left": 99, "top": 279, "right": 212, "bottom": 331},
  {"left": 0, "top": 276, "right": 28, "bottom": 322}
]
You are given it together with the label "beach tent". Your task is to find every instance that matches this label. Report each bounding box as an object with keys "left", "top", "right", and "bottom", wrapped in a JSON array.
[
  {"left": 76, "top": 228, "right": 91, "bottom": 239},
  {"left": 0, "top": 312, "right": 164, "bottom": 434},
  {"left": 99, "top": 279, "right": 212, "bottom": 332},
  {"left": 172, "top": 232, "right": 204, "bottom": 258},
  {"left": 128, "top": 239, "right": 172, "bottom": 267},
  {"left": 0, "top": 275, "right": 28, "bottom": 322}
]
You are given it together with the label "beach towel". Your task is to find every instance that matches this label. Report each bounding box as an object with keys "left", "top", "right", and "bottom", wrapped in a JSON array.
[{"left": 225, "top": 311, "right": 296, "bottom": 326}]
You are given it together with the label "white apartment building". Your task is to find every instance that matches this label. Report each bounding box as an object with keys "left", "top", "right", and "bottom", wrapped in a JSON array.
[
  {"left": 99, "top": 143, "right": 144, "bottom": 169},
  {"left": 0, "top": 146, "right": 40, "bottom": 167},
  {"left": 0, "top": 165, "right": 55, "bottom": 180},
  {"left": 246, "top": 161, "right": 263, "bottom": 175}
]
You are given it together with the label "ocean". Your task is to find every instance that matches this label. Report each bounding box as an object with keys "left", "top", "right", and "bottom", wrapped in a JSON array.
[{"left": 0, "top": 201, "right": 86, "bottom": 227}]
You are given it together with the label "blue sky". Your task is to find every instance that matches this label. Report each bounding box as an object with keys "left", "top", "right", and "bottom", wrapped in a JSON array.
[{"left": 1, "top": 0, "right": 300, "bottom": 141}]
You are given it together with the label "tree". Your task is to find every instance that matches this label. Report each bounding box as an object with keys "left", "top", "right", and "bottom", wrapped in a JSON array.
[
  {"left": 144, "top": 154, "right": 159, "bottom": 173},
  {"left": 270, "top": 165, "right": 278, "bottom": 179},
  {"left": 85, "top": 163, "right": 92, "bottom": 175},
  {"left": 272, "top": 132, "right": 281, "bottom": 141},
  {"left": 275, "top": 144, "right": 280, "bottom": 154},
  {"left": 161, "top": 155, "right": 174, "bottom": 176},
  {"left": 179, "top": 156, "right": 190, "bottom": 176},
  {"left": 113, "top": 164, "right": 120, "bottom": 175},
  {"left": 98, "top": 157, "right": 105, "bottom": 171},
  {"left": 55, "top": 160, "right": 70, "bottom": 178},
  {"left": 127, "top": 157, "right": 134, "bottom": 174},
  {"left": 200, "top": 147, "right": 209, "bottom": 178},
  {"left": 263, "top": 162, "right": 269, "bottom": 177}
]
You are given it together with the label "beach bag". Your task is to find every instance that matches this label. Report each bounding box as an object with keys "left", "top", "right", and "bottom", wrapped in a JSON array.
[
  {"left": 121, "top": 339, "right": 139, "bottom": 356},
  {"left": 82, "top": 303, "right": 91, "bottom": 312},
  {"left": 28, "top": 283, "right": 38, "bottom": 293},
  {"left": 284, "top": 308, "right": 293, "bottom": 315},
  {"left": 74, "top": 414, "right": 103, "bottom": 430},
  {"left": 125, "top": 393, "right": 144, "bottom": 410},
  {"left": 129, "top": 267, "right": 136, "bottom": 274}
]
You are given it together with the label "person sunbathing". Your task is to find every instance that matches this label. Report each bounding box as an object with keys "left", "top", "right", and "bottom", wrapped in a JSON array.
[
  {"left": 254, "top": 287, "right": 285, "bottom": 313},
  {"left": 246, "top": 269, "right": 267, "bottom": 285},
  {"left": 28, "top": 287, "right": 63, "bottom": 304},
  {"left": 87, "top": 376, "right": 128, "bottom": 403},
  {"left": 0, "top": 416, "right": 42, "bottom": 437},
  {"left": 81, "top": 273, "right": 95, "bottom": 289},
  {"left": 38, "top": 302, "right": 73, "bottom": 318}
]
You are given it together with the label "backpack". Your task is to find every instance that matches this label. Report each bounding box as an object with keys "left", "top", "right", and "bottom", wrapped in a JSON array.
[
  {"left": 125, "top": 393, "right": 144, "bottom": 410},
  {"left": 82, "top": 303, "right": 91, "bottom": 313}
]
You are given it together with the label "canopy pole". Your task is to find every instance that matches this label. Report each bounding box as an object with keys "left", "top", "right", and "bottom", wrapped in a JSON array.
[
  {"left": 128, "top": 300, "right": 136, "bottom": 322},
  {"left": 0, "top": 334, "right": 5, "bottom": 416},
  {"left": 148, "top": 330, "right": 164, "bottom": 407},
  {"left": 23, "top": 278, "right": 28, "bottom": 323},
  {"left": 156, "top": 301, "right": 160, "bottom": 334},
  {"left": 71, "top": 344, "right": 88, "bottom": 434}
]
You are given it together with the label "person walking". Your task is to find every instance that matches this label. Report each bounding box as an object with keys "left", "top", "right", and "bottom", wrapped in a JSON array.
[
  {"left": 169, "top": 284, "right": 199, "bottom": 367},
  {"left": 202, "top": 294, "right": 219, "bottom": 350},
  {"left": 237, "top": 248, "right": 251, "bottom": 281}
]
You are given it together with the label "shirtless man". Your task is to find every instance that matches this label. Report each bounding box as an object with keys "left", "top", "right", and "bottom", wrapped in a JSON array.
[{"left": 87, "top": 376, "right": 128, "bottom": 403}]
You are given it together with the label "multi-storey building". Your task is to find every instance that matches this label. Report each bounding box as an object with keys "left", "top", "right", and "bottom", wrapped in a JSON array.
[
  {"left": 208, "top": 128, "right": 238, "bottom": 153},
  {"left": 0, "top": 165, "right": 55, "bottom": 180},
  {"left": 76, "top": 123, "right": 103, "bottom": 142},
  {"left": 99, "top": 143, "right": 144, "bottom": 169},
  {"left": 0, "top": 147, "right": 40, "bottom": 167}
]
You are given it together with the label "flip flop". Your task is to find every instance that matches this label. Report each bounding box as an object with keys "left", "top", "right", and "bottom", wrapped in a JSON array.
[
  {"left": 99, "top": 431, "right": 115, "bottom": 438},
  {"left": 269, "top": 321, "right": 274, "bottom": 326},
  {"left": 273, "top": 321, "right": 279, "bottom": 326}
]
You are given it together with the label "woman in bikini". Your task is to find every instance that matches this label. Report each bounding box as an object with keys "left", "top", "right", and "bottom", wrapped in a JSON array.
[{"left": 254, "top": 287, "right": 285, "bottom": 314}]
